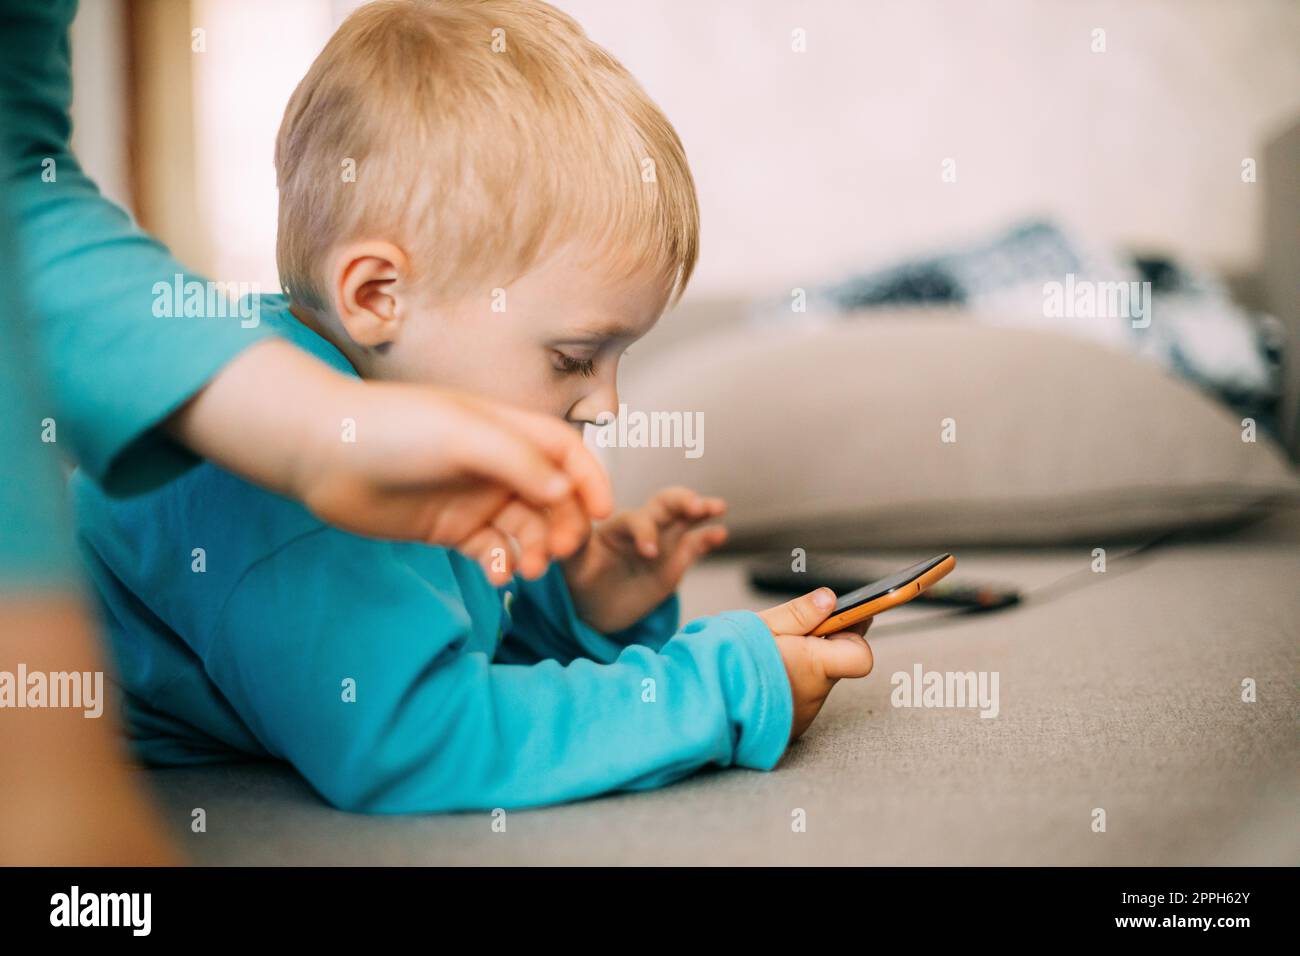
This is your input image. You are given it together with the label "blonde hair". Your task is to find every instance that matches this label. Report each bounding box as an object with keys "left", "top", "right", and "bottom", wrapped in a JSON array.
[{"left": 275, "top": 0, "right": 699, "bottom": 311}]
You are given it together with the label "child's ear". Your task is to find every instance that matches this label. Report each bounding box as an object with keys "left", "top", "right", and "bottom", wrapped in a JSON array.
[{"left": 329, "top": 241, "right": 412, "bottom": 347}]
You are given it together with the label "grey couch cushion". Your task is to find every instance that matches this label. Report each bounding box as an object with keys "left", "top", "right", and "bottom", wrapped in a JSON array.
[{"left": 608, "top": 316, "right": 1299, "bottom": 547}]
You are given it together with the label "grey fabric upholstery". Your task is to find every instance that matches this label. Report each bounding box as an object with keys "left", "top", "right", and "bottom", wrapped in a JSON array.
[{"left": 143, "top": 510, "right": 1300, "bottom": 865}]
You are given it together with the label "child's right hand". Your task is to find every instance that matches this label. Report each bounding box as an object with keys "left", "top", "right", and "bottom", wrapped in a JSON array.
[{"left": 757, "top": 588, "right": 874, "bottom": 742}]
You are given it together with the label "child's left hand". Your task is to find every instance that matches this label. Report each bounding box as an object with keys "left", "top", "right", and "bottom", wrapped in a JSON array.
[{"left": 562, "top": 486, "right": 728, "bottom": 634}]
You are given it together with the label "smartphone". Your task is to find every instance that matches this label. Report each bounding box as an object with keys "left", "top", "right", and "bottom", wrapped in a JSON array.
[{"left": 810, "top": 552, "right": 956, "bottom": 636}]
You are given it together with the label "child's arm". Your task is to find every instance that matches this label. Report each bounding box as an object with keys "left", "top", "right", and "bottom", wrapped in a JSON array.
[
  {"left": 495, "top": 564, "right": 681, "bottom": 667},
  {"left": 203, "top": 530, "right": 793, "bottom": 814},
  {"left": 492, "top": 486, "right": 728, "bottom": 665}
]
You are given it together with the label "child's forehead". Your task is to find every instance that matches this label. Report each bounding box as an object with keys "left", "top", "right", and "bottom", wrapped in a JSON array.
[{"left": 509, "top": 249, "right": 673, "bottom": 329}]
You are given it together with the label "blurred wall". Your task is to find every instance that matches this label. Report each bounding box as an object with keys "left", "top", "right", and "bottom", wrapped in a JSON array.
[
  {"left": 69, "top": 0, "right": 130, "bottom": 210},
  {"left": 189, "top": 0, "right": 336, "bottom": 288},
  {"left": 71, "top": 0, "right": 1300, "bottom": 299},
  {"left": 559, "top": 0, "right": 1300, "bottom": 296}
]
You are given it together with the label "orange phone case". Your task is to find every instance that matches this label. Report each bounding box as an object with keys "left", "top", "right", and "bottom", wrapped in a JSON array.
[{"left": 810, "top": 554, "right": 957, "bottom": 636}]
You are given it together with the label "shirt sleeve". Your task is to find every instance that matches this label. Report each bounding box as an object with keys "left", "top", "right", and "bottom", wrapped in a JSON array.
[
  {"left": 0, "top": 199, "right": 79, "bottom": 593},
  {"left": 495, "top": 563, "right": 681, "bottom": 666},
  {"left": 204, "top": 530, "right": 793, "bottom": 814},
  {"left": 0, "top": 0, "right": 276, "bottom": 496}
]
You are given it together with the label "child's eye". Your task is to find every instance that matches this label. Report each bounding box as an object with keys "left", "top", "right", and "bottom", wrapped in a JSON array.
[{"left": 553, "top": 352, "right": 597, "bottom": 377}]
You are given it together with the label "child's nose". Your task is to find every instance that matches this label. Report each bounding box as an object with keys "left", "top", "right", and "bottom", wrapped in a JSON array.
[{"left": 566, "top": 381, "right": 620, "bottom": 427}]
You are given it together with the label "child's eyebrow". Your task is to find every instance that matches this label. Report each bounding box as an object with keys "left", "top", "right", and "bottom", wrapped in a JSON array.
[{"left": 552, "top": 321, "right": 641, "bottom": 345}]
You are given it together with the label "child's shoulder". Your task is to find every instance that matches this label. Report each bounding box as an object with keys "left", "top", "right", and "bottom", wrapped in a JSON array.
[
  {"left": 70, "top": 451, "right": 325, "bottom": 596},
  {"left": 72, "top": 294, "right": 357, "bottom": 575}
]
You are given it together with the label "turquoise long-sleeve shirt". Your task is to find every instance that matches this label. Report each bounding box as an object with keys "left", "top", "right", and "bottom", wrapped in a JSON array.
[
  {"left": 0, "top": 174, "right": 79, "bottom": 592},
  {"left": 71, "top": 297, "right": 794, "bottom": 813},
  {"left": 1, "top": 0, "right": 275, "bottom": 496},
  {"left": 0, "top": 3, "right": 79, "bottom": 589}
]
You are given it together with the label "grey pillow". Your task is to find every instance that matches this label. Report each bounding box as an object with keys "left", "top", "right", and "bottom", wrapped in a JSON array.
[{"left": 605, "top": 316, "right": 1300, "bottom": 547}]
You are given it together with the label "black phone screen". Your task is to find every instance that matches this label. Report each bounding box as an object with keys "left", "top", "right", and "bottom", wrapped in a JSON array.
[{"left": 833, "top": 553, "right": 952, "bottom": 613}]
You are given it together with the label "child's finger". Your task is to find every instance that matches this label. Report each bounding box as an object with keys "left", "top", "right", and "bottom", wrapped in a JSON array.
[
  {"left": 544, "top": 491, "right": 591, "bottom": 559},
  {"left": 658, "top": 525, "right": 728, "bottom": 584},
  {"left": 492, "top": 500, "right": 549, "bottom": 579},
  {"left": 623, "top": 509, "right": 660, "bottom": 558},
  {"left": 758, "top": 588, "right": 837, "bottom": 635},
  {"left": 683, "top": 523, "right": 727, "bottom": 555},
  {"left": 841, "top": 616, "right": 873, "bottom": 638},
  {"left": 647, "top": 486, "right": 703, "bottom": 524},
  {"left": 651, "top": 492, "right": 727, "bottom": 534},
  {"left": 459, "top": 526, "right": 516, "bottom": 585},
  {"left": 698, "top": 495, "right": 727, "bottom": 518},
  {"left": 481, "top": 403, "right": 614, "bottom": 520},
  {"left": 814, "top": 631, "right": 874, "bottom": 680}
]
